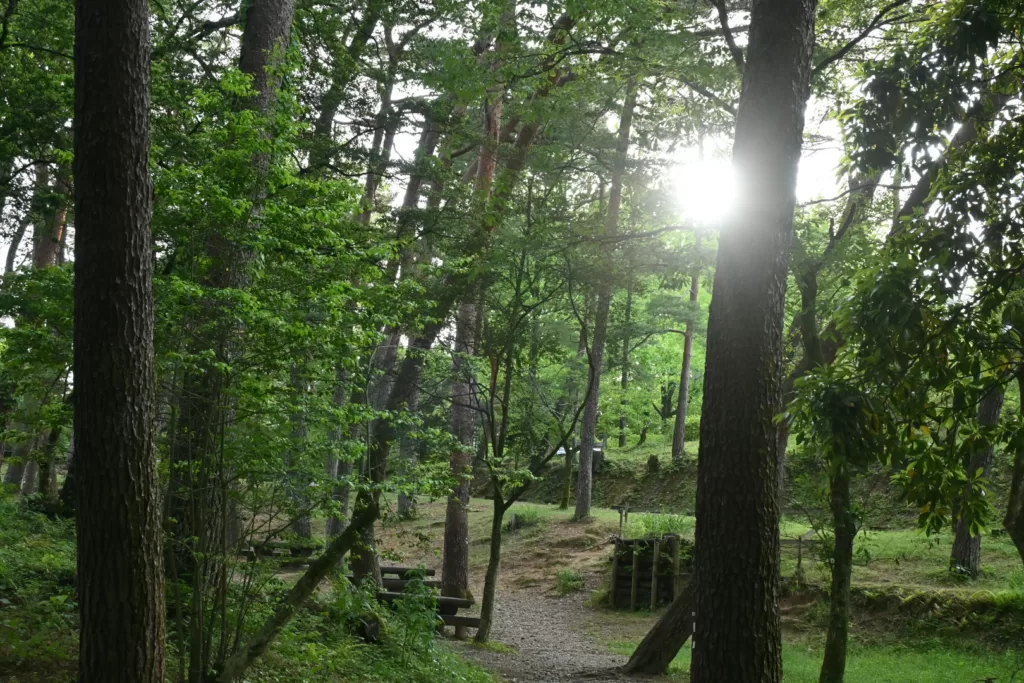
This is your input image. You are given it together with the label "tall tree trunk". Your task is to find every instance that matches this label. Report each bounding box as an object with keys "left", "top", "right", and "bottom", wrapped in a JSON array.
[
  {"left": 672, "top": 235, "right": 702, "bottom": 461},
  {"left": 690, "top": 3, "right": 816, "bottom": 682},
  {"left": 560, "top": 322, "right": 587, "bottom": 510},
  {"left": 1003, "top": 372, "right": 1024, "bottom": 565},
  {"left": 444, "top": 302, "right": 478, "bottom": 638},
  {"left": 818, "top": 466, "right": 855, "bottom": 683},
  {"left": 575, "top": 76, "right": 638, "bottom": 521},
  {"left": 74, "top": 0, "right": 166, "bottom": 678},
  {"left": 325, "top": 363, "right": 351, "bottom": 537},
  {"left": 618, "top": 283, "right": 632, "bottom": 448},
  {"left": 2, "top": 434, "right": 31, "bottom": 487},
  {"left": 950, "top": 384, "right": 1005, "bottom": 577},
  {"left": 474, "top": 497, "right": 506, "bottom": 643},
  {"left": 167, "top": 0, "right": 296, "bottom": 574},
  {"left": 21, "top": 460, "right": 39, "bottom": 495}
]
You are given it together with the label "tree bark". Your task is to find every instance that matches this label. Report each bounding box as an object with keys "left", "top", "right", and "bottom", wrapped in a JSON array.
[
  {"left": 672, "top": 236, "right": 702, "bottom": 461},
  {"left": 575, "top": 76, "right": 638, "bottom": 521},
  {"left": 690, "top": 3, "right": 816, "bottom": 682},
  {"left": 21, "top": 460, "right": 38, "bottom": 495},
  {"left": 326, "top": 363, "right": 352, "bottom": 537},
  {"left": 443, "top": 300, "right": 478, "bottom": 637},
  {"left": 950, "top": 384, "right": 1005, "bottom": 577},
  {"left": 623, "top": 579, "right": 695, "bottom": 674},
  {"left": 1003, "top": 372, "right": 1024, "bottom": 565},
  {"left": 618, "top": 283, "right": 632, "bottom": 448},
  {"left": 474, "top": 497, "right": 506, "bottom": 643},
  {"left": 818, "top": 466, "right": 855, "bottom": 683},
  {"left": 74, "top": 0, "right": 165, "bottom": 678}
]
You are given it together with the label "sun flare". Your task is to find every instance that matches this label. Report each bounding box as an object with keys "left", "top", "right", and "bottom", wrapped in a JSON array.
[{"left": 670, "top": 158, "right": 737, "bottom": 226}]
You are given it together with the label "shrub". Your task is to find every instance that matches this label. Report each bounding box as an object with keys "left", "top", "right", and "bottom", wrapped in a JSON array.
[
  {"left": 504, "top": 508, "right": 540, "bottom": 532},
  {"left": 623, "top": 512, "right": 693, "bottom": 539},
  {"left": 555, "top": 568, "right": 586, "bottom": 594}
]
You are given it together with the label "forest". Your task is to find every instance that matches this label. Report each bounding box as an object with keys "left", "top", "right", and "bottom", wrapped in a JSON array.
[{"left": 1, "top": 0, "right": 1023, "bottom": 681}]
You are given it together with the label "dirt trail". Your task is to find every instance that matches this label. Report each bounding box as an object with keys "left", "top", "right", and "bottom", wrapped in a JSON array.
[{"left": 452, "top": 586, "right": 652, "bottom": 683}]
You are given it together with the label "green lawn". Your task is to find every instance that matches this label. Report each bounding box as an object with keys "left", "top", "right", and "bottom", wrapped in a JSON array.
[{"left": 607, "top": 638, "right": 1024, "bottom": 682}]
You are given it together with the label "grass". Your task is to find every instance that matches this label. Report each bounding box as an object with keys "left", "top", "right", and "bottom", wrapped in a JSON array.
[
  {"left": 606, "top": 637, "right": 1024, "bottom": 682},
  {"left": 555, "top": 568, "right": 586, "bottom": 594},
  {"left": 623, "top": 512, "right": 694, "bottom": 539}
]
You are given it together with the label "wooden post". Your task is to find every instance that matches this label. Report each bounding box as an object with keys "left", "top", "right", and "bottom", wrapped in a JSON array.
[
  {"left": 630, "top": 541, "right": 640, "bottom": 611},
  {"left": 650, "top": 539, "right": 660, "bottom": 610},
  {"left": 610, "top": 539, "right": 619, "bottom": 608},
  {"left": 670, "top": 535, "right": 682, "bottom": 600}
]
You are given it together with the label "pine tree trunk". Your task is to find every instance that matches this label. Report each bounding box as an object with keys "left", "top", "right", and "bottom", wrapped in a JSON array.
[
  {"left": 951, "top": 384, "right": 1005, "bottom": 577},
  {"left": 326, "top": 363, "right": 351, "bottom": 537},
  {"left": 1003, "top": 373, "right": 1024, "bottom": 565},
  {"left": 21, "top": 460, "right": 38, "bottom": 495},
  {"left": 618, "top": 284, "right": 632, "bottom": 447},
  {"left": 818, "top": 467, "right": 855, "bottom": 683},
  {"left": 444, "top": 300, "right": 478, "bottom": 637},
  {"left": 474, "top": 498, "right": 506, "bottom": 643},
  {"left": 576, "top": 77, "right": 638, "bottom": 521},
  {"left": 690, "top": 3, "right": 816, "bottom": 682},
  {"left": 623, "top": 579, "right": 695, "bottom": 674},
  {"left": 672, "top": 247, "right": 701, "bottom": 461},
  {"left": 73, "top": 0, "right": 165, "bottom": 678},
  {"left": 167, "top": 0, "right": 297, "bottom": 580}
]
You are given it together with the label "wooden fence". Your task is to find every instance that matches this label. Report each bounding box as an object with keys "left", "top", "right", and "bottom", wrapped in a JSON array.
[{"left": 610, "top": 535, "right": 688, "bottom": 610}]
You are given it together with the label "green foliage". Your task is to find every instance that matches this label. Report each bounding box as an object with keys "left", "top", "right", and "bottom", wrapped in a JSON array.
[
  {"left": 0, "top": 494, "right": 77, "bottom": 679},
  {"left": 554, "top": 568, "right": 585, "bottom": 594},
  {"left": 623, "top": 512, "right": 693, "bottom": 540},
  {"left": 503, "top": 508, "right": 540, "bottom": 532}
]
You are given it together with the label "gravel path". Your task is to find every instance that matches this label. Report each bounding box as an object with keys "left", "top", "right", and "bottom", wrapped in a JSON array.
[{"left": 452, "top": 588, "right": 636, "bottom": 683}]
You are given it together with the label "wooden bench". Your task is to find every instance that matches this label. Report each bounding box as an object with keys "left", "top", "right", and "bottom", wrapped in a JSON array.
[{"left": 375, "top": 573, "right": 481, "bottom": 631}]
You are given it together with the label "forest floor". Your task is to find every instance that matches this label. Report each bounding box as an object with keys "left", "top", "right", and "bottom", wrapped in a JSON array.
[{"left": 375, "top": 497, "right": 1024, "bottom": 683}]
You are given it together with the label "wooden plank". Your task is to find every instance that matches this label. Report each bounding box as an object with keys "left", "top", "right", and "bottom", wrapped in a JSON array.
[
  {"left": 440, "top": 614, "right": 481, "bottom": 629},
  {"left": 379, "top": 565, "right": 437, "bottom": 577},
  {"left": 381, "top": 578, "right": 442, "bottom": 591},
  {"left": 610, "top": 539, "right": 619, "bottom": 608},
  {"left": 630, "top": 541, "right": 640, "bottom": 611},
  {"left": 668, "top": 535, "right": 682, "bottom": 602},
  {"left": 650, "top": 540, "right": 660, "bottom": 610},
  {"left": 376, "top": 592, "right": 474, "bottom": 609}
]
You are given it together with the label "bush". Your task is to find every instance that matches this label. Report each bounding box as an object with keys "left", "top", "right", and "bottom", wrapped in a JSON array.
[
  {"left": 684, "top": 415, "right": 701, "bottom": 442},
  {"left": 504, "top": 508, "right": 540, "bottom": 532},
  {"left": 623, "top": 512, "right": 693, "bottom": 539},
  {"left": 0, "top": 493, "right": 78, "bottom": 679},
  {"left": 555, "top": 568, "right": 585, "bottom": 594}
]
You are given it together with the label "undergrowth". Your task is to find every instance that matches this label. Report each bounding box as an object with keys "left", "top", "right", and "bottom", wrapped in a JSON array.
[
  {"left": 0, "top": 493, "right": 492, "bottom": 683},
  {"left": 555, "top": 568, "right": 586, "bottom": 594}
]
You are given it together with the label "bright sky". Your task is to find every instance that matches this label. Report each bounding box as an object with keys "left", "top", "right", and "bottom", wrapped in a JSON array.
[{"left": 670, "top": 105, "right": 844, "bottom": 227}]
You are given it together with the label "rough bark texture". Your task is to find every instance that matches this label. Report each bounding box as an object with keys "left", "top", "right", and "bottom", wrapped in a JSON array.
[
  {"left": 624, "top": 579, "right": 695, "bottom": 674},
  {"left": 474, "top": 498, "right": 506, "bottom": 643},
  {"left": 575, "top": 77, "right": 637, "bottom": 521},
  {"left": 326, "top": 363, "right": 351, "bottom": 537},
  {"left": 690, "top": 3, "right": 816, "bottom": 682},
  {"left": 443, "top": 300, "right": 477, "bottom": 637},
  {"left": 672, "top": 240, "right": 701, "bottom": 461},
  {"left": 21, "top": 460, "right": 38, "bottom": 495},
  {"left": 618, "top": 284, "right": 632, "bottom": 448},
  {"left": 73, "top": 0, "right": 166, "bottom": 678},
  {"left": 950, "top": 385, "right": 1005, "bottom": 577},
  {"left": 1004, "top": 373, "right": 1024, "bottom": 565},
  {"left": 818, "top": 468, "right": 855, "bottom": 683}
]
